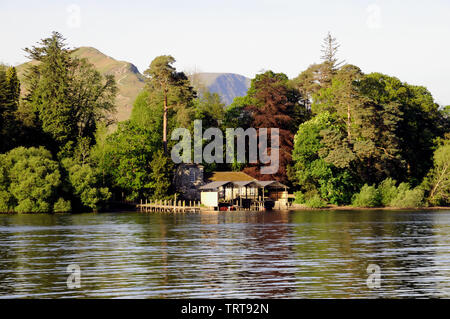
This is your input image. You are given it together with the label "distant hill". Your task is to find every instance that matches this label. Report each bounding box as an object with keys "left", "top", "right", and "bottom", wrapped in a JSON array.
[
  {"left": 16, "top": 47, "right": 145, "bottom": 122},
  {"left": 192, "top": 73, "right": 251, "bottom": 106},
  {"left": 15, "top": 48, "right": 250, "bottom": 122}
]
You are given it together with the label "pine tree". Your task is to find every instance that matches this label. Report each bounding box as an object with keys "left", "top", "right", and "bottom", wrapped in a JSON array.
[
  {"left": 149, "top": 150, "right": 174, "bottom": 200},
  {"left": 23, "top": 32, "right": 117, "bottom": 154},
  {"left": 24, "top": 32, "right": 74, "bottom": 146},
  {"left": 144, "top": 56, "right": 195, "bottom": 155},
  {"left": 319, "top": 32, "right": 345, "bottom": 87},
  {"left": 0, "top": 66, "right": 21, "bottom": 153}
]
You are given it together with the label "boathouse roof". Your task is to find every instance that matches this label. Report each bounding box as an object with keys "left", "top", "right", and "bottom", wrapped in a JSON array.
[{"left": 207, "top": 171, "right": 255, "bottom": 182}]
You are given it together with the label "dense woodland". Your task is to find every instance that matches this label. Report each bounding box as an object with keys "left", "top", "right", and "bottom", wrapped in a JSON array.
[{"left": 0, "top": 32, "right": 449, "bottom": 213}]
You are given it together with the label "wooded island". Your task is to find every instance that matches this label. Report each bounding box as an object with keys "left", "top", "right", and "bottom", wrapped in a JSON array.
[{"left": 0, "top": 32, "right": 449, "bottom": 213}]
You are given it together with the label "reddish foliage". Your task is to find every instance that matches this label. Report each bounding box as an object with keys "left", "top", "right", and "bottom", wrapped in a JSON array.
[{"left": 243, "top": 76, "right": 295, "bottom": 183}]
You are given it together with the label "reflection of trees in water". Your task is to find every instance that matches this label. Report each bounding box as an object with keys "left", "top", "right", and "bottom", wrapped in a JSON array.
[
  {"left": 1, "top": 210, "right": 449, "bottom": 298},
  {"left": 0, "top": 214, "right": 88, "bottom": 297},
  {"left": 380, "top": 211, "right": 445, "bottom": 297},
  {"left": 232, "top": 211, "right": 298, "bottom": 298},
  {"left": 167, "top": 211, "right": 300, "bottom": 298},
  {"left": 290, "top": 210, "right": 446, "bottom": 298}
]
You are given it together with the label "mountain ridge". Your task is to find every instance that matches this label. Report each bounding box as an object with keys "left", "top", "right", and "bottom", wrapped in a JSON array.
[{"left": 15, "top": 47, "right": 250, "bottom": 121}]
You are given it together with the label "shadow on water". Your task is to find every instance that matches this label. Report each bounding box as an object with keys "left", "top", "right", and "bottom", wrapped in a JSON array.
[{"left": 0, "top": 210, "right": 449, "bottom": 298}]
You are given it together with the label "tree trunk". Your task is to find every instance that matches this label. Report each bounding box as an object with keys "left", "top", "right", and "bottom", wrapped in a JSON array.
[
  {"left": 163, "top": 92, "right": 168, "bottom": 155},
  {"left": 347, "top": 104, "right": 352, "bottom": 142}
]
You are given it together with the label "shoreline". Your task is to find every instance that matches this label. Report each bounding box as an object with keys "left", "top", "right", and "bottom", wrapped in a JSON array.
[
  {"left": 1, "top": 206, "right": 450, "bottom": 215},
  {"left": 287, "top": 205, "right": 450, "bottom": 211}
]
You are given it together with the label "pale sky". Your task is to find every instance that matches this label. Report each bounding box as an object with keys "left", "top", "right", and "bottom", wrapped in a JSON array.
[{"left": 1, "top": 0, "right": 449, "bottom": 105}]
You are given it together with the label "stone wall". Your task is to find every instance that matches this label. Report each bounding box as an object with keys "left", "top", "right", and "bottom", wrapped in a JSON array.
[{"left": 173, "top": 164, "right": 205, "bottom": 201}]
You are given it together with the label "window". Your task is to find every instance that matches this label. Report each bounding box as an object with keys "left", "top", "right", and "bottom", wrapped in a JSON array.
[{"left": 189, "top": 169, "right": 196, "bottom": 182}]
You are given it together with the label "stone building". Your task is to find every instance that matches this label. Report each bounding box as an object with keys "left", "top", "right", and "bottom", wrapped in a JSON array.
[{"left": 173, "top": 164, "right": 205, "bottom": 201}]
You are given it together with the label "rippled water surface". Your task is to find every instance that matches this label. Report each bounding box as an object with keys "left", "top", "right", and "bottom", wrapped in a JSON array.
[{"left": 1, "top": 210, "right": 450, "bottom": 298}]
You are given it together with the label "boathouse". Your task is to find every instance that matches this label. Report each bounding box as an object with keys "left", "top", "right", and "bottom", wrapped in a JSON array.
[{"left": 199, "top": 171, "right": 289, "bottom": 210}]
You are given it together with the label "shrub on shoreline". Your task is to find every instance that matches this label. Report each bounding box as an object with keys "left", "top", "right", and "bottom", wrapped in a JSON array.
[
  {"left": 389, "top": 184, "right": 424, "bottom": 208},
  {"left": 53, "top": 198, "right": 72, "bottom": 213},
  {"left": 351, "top": 179, "right": 425, "bottom": 209},
  {"left": 0, "top": 147, "right": 61, "bottom": 213},
  {"left": 294, "top": 191, "right": 306, "bottom": 204},
  {"left": 352, "top": 184, "right": 380, "bottom": 208},
  {"left": 378, "top": 178, "right": 398, "bottom": 207},
  {"left": 305, "top": 195, "right": 328, "bottom": 208}
]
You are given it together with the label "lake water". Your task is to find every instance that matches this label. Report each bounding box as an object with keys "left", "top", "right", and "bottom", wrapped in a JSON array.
[{"left": 0, "top": 210, "right": 449, "bottom": 298}]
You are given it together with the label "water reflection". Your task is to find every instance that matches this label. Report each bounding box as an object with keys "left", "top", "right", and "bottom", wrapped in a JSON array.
[{"left": 0, "top": 210, "right": 449, "bottom": 298}]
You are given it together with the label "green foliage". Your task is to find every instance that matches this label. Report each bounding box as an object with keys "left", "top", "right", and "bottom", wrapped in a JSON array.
[
  {"left": 357, "top": 73, "right": 444, "bottom": 184},
  {"left": 223, "top": 100, "right": 253, "bottom": 129},
  {"left": 148, "top": 150, "right": 174, "bottom": 200},
  {"left": 99, "top": 121, "right": 157, "bottom": 200},
  {"left": 23, "top": 32, "right": 117, "bottom": 153},
  {"left": 422, "top": 138, "right": 450, "bottom": 206},
  {"left": 294, "top": 191, "right": 305, "bottom": 204},
  {"left": 352, "top": 185, "right": 380, "bottom": 208},
  {"left": 143, "top": 55, "right": 196, "bottom": 153},
  {"left": 304, "top": 195, "right": 328, "bottom": 208},
  {"left": 0, "top": 147, "right": 61, "bottom": 213},
  {"left": 291, "top": 47, "right": 447, "bottom": 207},
  {"left": 62, "top": 158, "right": 111, "bottom": 212},
  {"left": 0, "top": 66, "right": 21, "bottom": 153},
  {"left": 0, "top": 191, "right": 14, "bottom": 213},
  {"left": 195, "top": 89, "right": 225, "bottom": 128},
  {"left": 53, "top": 198, "right": 72, "bottom": 213},
  {"left": 378, "top": 178, "right": 398, "bottom": 207},
  {"left": 291, "top": 112, "right": 358, "bottom": 205},
  {"left": 389, "top": 183, "right": 424, "bottom": 208}
]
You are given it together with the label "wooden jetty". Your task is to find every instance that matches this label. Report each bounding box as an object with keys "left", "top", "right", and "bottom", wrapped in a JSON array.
[{"left": 138, "top": 198, "right": 201, "bottom": 213}]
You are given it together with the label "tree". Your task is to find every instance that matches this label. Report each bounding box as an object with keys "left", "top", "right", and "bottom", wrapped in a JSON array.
[
  {"left": 23, "top": 32, "right": 74, "bottom": 146},
  {"left": 291, "top": 32, "right": 345, "bottom": 110},
  {"left": 100, "top": 121, "right": 157, "bottom": 200},
  {"left": 0, "top": 66, "right": 21, "bottom": 153},
  {"left": 223, "top": 96, "right": 254, "bottom": 129},
  {"left": 357, "top": 73, "right": 444, "bottom": 184},
  {"left": 243, "top": 71, "right": 308, "bottom": 183},
  {"left": 0, "top": 147, "right": 61, "bottom": 213},
  {"left": 422, "top": 137, "right": 450, "bottom": 206},
  {"left": 291, "top": 63, "right": 329, "bottom": 109},
  {"left": 148, "top": 150, "right": 174, "bottom": 200},
  {"left": 143, "top": 55, "right": 195, "bottom": 154},
  {"left": 23, "top": 32, "right": 117, "bottom": 154},
  {"left": 194, "top": 89, "right": 225, "bottom": 129},
  {"left": 290, "top": 112, "right": 359, "bottom": 204},
  {"left": 320, "top": 32, "right": 345, "bottom": 84},
  {"left": 312, "top": 68, "right": 405, "bottom": 184},
  {"left": 62, "top": 158, "right": 111, "bottom": 212}
]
